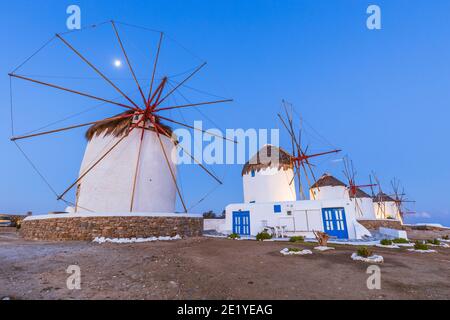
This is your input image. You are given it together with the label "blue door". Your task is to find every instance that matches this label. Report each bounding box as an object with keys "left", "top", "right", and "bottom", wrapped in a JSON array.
[
  {"left": 322, "top": 208, "right": 349, "bottom": 239},
  {"left": 232, "top": 211, "right": 250, "bottom": 236}
]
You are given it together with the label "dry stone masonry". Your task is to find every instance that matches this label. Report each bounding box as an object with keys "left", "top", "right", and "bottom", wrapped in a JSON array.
[{"left": 20, "top": 216, "right": 203, "bottom": 241}]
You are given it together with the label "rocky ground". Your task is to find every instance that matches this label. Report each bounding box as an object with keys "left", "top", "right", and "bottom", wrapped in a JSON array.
[{"left": 1, "top": 228, "right": 449, "bottom": 300}]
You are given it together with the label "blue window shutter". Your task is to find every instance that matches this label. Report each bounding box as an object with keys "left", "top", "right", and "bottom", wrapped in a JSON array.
[{"left": 274, "top": 205, "right": 281, "bottom": 213}]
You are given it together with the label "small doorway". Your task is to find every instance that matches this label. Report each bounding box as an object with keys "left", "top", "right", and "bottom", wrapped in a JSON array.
[
  {"left": 232, "top": 211, "right": 250, "bottom": 236},
  {"left": 322, "top": 207, "right": 349, "bottom": 239}
]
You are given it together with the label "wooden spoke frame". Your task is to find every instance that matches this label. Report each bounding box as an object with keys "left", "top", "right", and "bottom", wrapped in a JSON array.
[{"left": 278, "top": 101, "right": 341, "bottom": 201}]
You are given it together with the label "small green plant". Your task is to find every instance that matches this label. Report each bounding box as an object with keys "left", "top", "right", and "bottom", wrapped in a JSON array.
[
  {"left": 380, "top": 239, "right": 393, "bottom": 246},
  {"left": 256, "top": 231, "right": 272, "bottom": 241},
  {"left": 228, "top": 233, "right": 240, "bottom": 239},
  {"left": 288, "top": 247, "right": 300, "bottom": 252},
  {"left": 427, "top": 239, "right": 441, "bottom": 246},
  {"left": 414, "top": 241, "right": 429, "bottom": 251},
  {"left": 357, "top": 247, "right": 373, "bottom": 258},
  {"left": 392, "top": 238, "right": 409, "bottom": 244},
  {"left": 289, "top": 236, "right": 305, "bottom": 243}
]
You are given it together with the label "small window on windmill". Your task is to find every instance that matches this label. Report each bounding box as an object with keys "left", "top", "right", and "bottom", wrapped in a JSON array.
[
  {"left": 287, "top": 210, "right": 292, "bottom": 216},
  {"left": 251, "top": 170, "right": 256, "bottom": 177},
  {"left": 274, "top": 205, "right": 282, "bottom": 213}
]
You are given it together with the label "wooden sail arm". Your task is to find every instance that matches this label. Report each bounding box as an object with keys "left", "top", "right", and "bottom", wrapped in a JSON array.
[
  {"left": 10, "top": 113, "right": 135, "bottom": 141},
  {"left": 111, "top": 21, "right": 147, "bottom": 107},
  {"left": 155, "top": 62, "right": 207, "bottom": 107},
  {"left": 147, "top": 32, "right": 164, "bottom": 103},
  {"left": 153, "top": 99, "right": 233, "bottom": 112},
  {"left": 150, "top": 119, "right": 188, "bottom": 213},
  {"left": 56, "top": 33, "right": 141, "bottom": 110},
  {"left": 9, "top": 73, "right": 138, "bottom": 111},
  {"left": 292, "top": 149, "right": 342, "bottom": 163},
  {"left": 152, "top": 122, "right": 223, "bottom": 185}
]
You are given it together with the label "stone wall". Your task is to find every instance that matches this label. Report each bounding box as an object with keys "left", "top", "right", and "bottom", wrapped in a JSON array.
[
  {"left": 358, "top": 219, "right": 404, "bottom": 231},
  {"left": 20, "top": 216, "right": 203, "bottom": 241}
]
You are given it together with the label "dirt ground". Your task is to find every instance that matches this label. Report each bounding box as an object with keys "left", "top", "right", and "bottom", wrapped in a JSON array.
[{"left": 1, "top": 229, "right": 449, "bottom": 300}]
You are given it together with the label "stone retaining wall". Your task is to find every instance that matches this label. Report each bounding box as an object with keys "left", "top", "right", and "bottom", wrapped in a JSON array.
[
  {"left": 358, "top": 219, "right": 404, "bottom": 230},
  {"left": 20, "top": 216, "right": 203, "bottom": 241}
]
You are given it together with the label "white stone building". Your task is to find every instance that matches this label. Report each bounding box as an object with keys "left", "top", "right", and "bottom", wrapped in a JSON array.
[{"left": 214, "top": 146, "right": 371, "bottom": 239}]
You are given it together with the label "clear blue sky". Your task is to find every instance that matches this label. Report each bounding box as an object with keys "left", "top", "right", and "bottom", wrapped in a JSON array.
[{"left": 2, "top": 0, "right": 449, "bottom": 226}]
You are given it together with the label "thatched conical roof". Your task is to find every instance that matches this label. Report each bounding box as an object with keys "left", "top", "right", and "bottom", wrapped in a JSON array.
[
  {"left": 86, "top": 112, "right": 173, "bottom": 141},
  {"left": 373, "top": 192, "right": 395, "bottom": 203},
  {"left": 241, "top": 145, "right": 293, "bottom": 176},
  {"left": 353, "top": 188, "right": 371, "bottom": 198},
  {"left": 311, "top": 173, "right": 347, "bottom": 189}
]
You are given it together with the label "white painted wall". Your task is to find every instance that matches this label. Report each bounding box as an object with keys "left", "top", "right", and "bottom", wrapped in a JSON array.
[
  {"left": 373, "top": 201, "right": 401, "bottom": 221},
  {"left": 224, "top": 199, "right": 371, "bottom": 239},
  {"left": 204, "top": 219, "right": 226, "bottom": 232},
  {"left": 379, "top": 227, "right": 408, "bottom": 240},
  {"left": 352, "top": 197, "right": 377, "bottom": 220},
  {"left": 309, "top": 185, "right": 348, "bottom": 201},
  {"left": 243, "top": 167, "right": 296, "bottom": 203},
  {"left": 76, "top": 126, "right": 177, "bottom": 213}
]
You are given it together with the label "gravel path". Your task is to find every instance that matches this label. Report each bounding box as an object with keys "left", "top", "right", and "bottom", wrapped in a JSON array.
[{"left": 1, "top": 230, "right": 449, "bottom": 300}]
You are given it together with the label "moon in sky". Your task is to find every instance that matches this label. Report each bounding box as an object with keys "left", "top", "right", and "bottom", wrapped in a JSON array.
[{"left": 114, "top": 59, "right": 122, "bottom": 67}]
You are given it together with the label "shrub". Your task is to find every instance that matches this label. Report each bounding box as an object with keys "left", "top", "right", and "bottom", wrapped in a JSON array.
[
  {"left": 427, "top": 239, "right": 440, "bottom": 246},
  {"left": 443, "top": 235, "right": 449, "bottom": 240},
  {"left": 357, "top": 247, "right": 373, "bottom": 258},
  {"left": 288, "top": 247, "right": 300, "bottom": 252},
  {"left": 228, "top": 233, "right": 240, "bottom": 239},
  {"left": 414, "top": 241, "right": 429, "bottom": 251},
  {"left": 256, "top": 231, "right": 272, "bottom": 241},
  {"left": 392, "top": 238, "right": 409, "bottom": 244},
  {"left": 380, "top": 239, "right": 393, "bottom": 246},
  {"left": 289, "top": 236, "right": 305, "bottom": 243}
]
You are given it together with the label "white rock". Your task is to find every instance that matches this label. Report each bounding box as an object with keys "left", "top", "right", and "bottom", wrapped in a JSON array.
[
  {"left": 395, "top": 243, "right": 414, "bottom": 247},
  {"left": 93, "top": 235, "right": 181, "bottom": 244},
  {"left": 351, "top": 253, "right": 384, "bottom": 263},
  {"left": 314, "top": 246, "right": 335, "bottom": 251},
  {"left": 280, "top": 248, "right": 313, "bottom": 256},
  {"left": 407, "top": 248, "right": 437, "bottom": 253},
  {"left": 376, "top": 244, "right": 400, "bottom": 249}
]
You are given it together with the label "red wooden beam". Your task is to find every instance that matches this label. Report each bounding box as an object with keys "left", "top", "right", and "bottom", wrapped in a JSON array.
[{"left": 9, "top": 73, "right": 137, "bottom": 111}]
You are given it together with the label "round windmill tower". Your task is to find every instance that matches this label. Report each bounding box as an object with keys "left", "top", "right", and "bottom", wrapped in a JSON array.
[
  {"left": 370, "top": 174, "right": 400, "bottom": 220},
  {"left": 342, "top": 157, "right": 377, "bottom": 219},
  {"left": 242, "top": 145, "right": 297, "bottom": 203},
  {"left": 390, "top": 178, "right": 416, "bottom": 224},
  {"left": 74, "top": 113, "right": 177, "bottom": 213},
  {"left": 309, "top": 173, "right": 348, "bottom": 200}
]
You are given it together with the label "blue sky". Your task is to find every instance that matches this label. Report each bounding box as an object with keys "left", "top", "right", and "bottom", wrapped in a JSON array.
[{"left": 1, "top": 0, "right": 450, "bottom": 226}]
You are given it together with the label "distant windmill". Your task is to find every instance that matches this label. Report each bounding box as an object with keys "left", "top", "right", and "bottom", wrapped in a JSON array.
[
  {"left": 391, "top": 178, "right": 416, "bottom": 222},
  {"left": 370, "top": 173, "right": 399, "bottom": 220},
  {"left": 342, "top": 156, "right": 376, "bottom": 217},
  {"left": 277, "top": 100, "right": 341, "bottom": 200}
]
